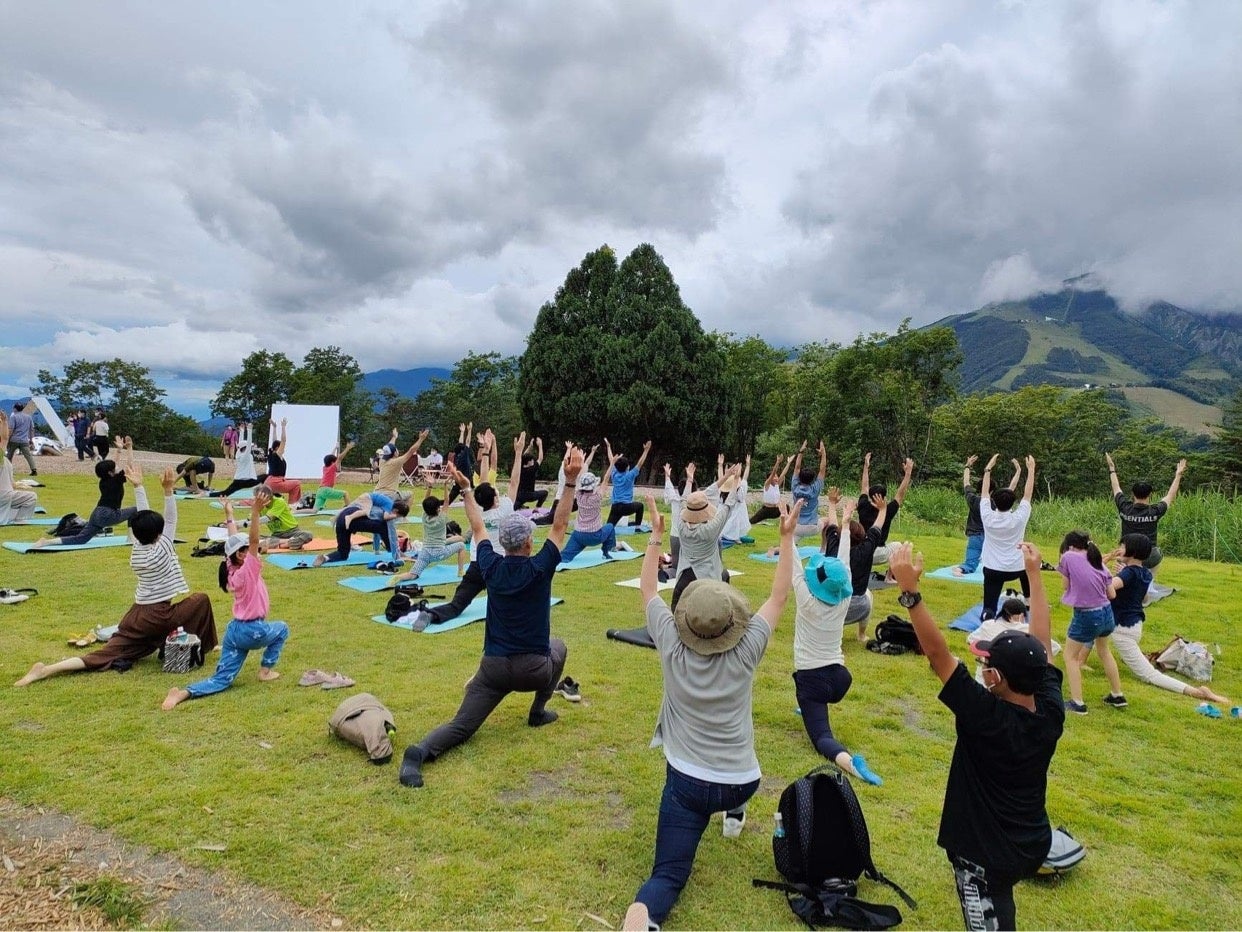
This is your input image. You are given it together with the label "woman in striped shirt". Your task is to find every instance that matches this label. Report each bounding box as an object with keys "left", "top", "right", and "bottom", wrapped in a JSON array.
[{"left": 15, "top": 465, "right": 218, "bottom": 687}]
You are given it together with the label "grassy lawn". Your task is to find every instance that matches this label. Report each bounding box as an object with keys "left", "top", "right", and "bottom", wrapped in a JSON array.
[{"left": 3, "top": 475, "right": 1241, "bottom": 930}]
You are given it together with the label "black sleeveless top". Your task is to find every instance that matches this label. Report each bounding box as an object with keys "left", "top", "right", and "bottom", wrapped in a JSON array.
[{"left": 267, "top": 451, "right": 287, "bottom": 478}]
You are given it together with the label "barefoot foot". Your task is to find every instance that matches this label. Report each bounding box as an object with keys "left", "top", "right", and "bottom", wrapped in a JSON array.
[
  {"left": 14, "top": 662, "right": 47, "bottom": 687},
  {"left": 311, "top": 554, "right": 327, "bottom": 568},
  {"left": 258, "top": 667, "right": 280, "bottom": 682},
  {"left": 162, "top": 687, "right": 190, "bottom": 710}
]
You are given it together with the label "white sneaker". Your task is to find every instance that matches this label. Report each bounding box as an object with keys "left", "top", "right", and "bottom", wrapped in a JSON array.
[
  {"left": 615, "top": 540, "right": 634, "bottom": 552},
  {"left": 722, "top": 811, "right": 746, "bottom": 838}
]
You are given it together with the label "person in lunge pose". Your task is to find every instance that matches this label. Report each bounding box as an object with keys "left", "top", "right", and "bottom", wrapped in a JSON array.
[
  {"left": 979, "top": 454, "right": 1036, "bottom": 619},
  {"left": 605, "top": 437, "right": 652, "bottom": 528},
  {"left": 621, "top": 501, "right": 799, "bottom": 932},
  {"left": 890, "top": 540, "right": 1063, "bottom": 932},
  {"left": 315, "top": 440, "right": 356, "bottom": 510},
  {"left": 34, "top": 438, "right": 139, "bottom": 548},
  {"left": 954, "top": 456, "right": 1019, "bottom": 576},
  {"left": 750, "top": 453, "right": 792, "bottom": 524},
  {"left": 263, "top": 418, "right": 301, "bottom": 505},
  {"left": 162, "top": 489, "right": 288, "bottom": 710},
  {"left": 398, "top": 448, "right": 584, "bottom": 789}
]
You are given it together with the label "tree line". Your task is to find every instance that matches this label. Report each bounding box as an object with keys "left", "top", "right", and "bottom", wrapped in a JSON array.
[{"left": 32, "top": 243, "right": 1242, "bottom": 497}]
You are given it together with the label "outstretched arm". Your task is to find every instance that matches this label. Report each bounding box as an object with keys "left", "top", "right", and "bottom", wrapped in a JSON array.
[
  {"left": 635, "top": 439, "right": 652, "bottom": 472},
  {"left": 741, "top": 453, "right": 752, "bottom": 485},
  {"left": 549, "top": 447, "right": 584, "bottom": 549},
  {"left": 1008, "top": 457, "right": 1021, "bottom": 491},
  {"left": 980, "top": 453, "right": 999, "bottom": 500},
  {"left": 446, "top": 462, "right": 486, "bottom": 542},
  {"left": 1162, "top": 459, "right": 1187, "bottom": 507},
  {"left": 584, "top": 444, "right": 598, "bottom": 471},
  {"left": 249, "top": 487, "right": 271, "bottom": 551},
  {"left": 1104, "top": 452, "right": 1122, "bottom": 497},
  {"left": 506, "top": 432, "right": 525, "bottom": 501},
  {"left": 792, "top": 441, "right": 807, "bottom": 485},
  {"left": 535, "top": 437, "right": 544, "bottom": 465},
  {"left": 859, "top": 451, "right": 871, "bottom": 493},
  {"left": 159, "top": 466, "right": 179, "bottom": 542},
  {"left": 1022, "top": 455, "right": 1036, "bottom": 503},
  {"left": 776, "top": 453, "right": 794, "bottom": 485},
  {"left": 890, "top": 542, "right": 958, "bottom": 683},
  {"left": 1020, "top": 542, "right": 1053, "bottom": 658},
  {"left": 816, "top": 440, "right": 827, "bottom": 481},
  {"left": 962, "top": 454, "right": 976, "bottom": 489},
  {"left": 404, "top": 428, "right": 429, "bottom": 459},
  {"left": 756, "top": 503, "right": 799, "bottom": 630},
  {"left": 639, "top": 493, "right": 666, "bottom": 604},
  {"left": 894, "top": 457, "right": 914, "bottom": 504}
]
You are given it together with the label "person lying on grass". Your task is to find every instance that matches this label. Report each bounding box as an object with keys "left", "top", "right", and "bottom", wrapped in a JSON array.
[
  {"left": 34, "top": 437, "right": 138, "bottom": 548},
  {"left": 622, "top": 498, "right": 798, "bottom": 932},
  {"left": 889, "top": 540, "right": 1063, "bottom": 932},
  {"left": 398, "top": 447, "right": 584, "bottom": 790},
  {"left": 1105, "top": 533, "right": 1228, "bottom": 705},
  {"left": 163, "top": 488, "right": 288, "bottom": 710},
  {"left": 16, "top": 465, "right": 218, "bottom": 687}
]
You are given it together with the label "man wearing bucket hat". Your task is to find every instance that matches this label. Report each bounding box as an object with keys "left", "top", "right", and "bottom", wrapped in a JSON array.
[
  {"left": 622, "top": 494, "right": 800, "bottom": 932},
  {"left": 399, "top": 447, "right": 584, "bottom": 790},
  {"left": 889, "top": 539, "right": 1064, "bottom": 932},
  {"left": 669, "top": 462, "right": 744, "bottom": 610},
  {"left": 790, "top": 495, "right": 883, "bottom": 787}
]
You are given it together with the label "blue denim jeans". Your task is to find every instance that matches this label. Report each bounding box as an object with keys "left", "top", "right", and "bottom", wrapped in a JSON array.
[
  {"left": 559, "top": 525, "right": 616, "bottom": 564},
  {"left": 186, "top": 619, "right": 289, "bottom": 697},
  {"left": 635, "top": 763, "right": 760, "bottom": 925},
  {"left": 1067, "top": 604, "right": 1115, "bottom": 644},
  {"left": 960, "top": 533, "right": 983, "bottom": 574}
]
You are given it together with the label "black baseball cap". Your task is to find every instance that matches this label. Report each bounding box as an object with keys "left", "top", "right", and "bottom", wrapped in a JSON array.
[{"left": 970, "top": 630, "right": 1047, "bottom": 691}]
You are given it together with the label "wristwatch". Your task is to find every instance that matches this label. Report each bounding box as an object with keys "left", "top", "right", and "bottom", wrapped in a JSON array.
[{"left": 897, "top": 590, "right": 922, "bottom": 609}]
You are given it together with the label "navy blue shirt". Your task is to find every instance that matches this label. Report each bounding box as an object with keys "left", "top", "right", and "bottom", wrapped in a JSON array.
[
  {"left": 1112, "top": 564, "right": 1152, "bottom": 627},
  {"left": 477, "top": 538, "right": 560, "bottom": 657}
]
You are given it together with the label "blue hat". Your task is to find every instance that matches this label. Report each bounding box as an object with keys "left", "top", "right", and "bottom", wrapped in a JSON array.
[{"left": 804, "top": 554, "right": 851, "bottom": 605}]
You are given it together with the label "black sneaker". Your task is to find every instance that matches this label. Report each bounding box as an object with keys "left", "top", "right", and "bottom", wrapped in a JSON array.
[
  {"left": 528, "top": 709, "right": 559, "bottom": 727},
  {"left": 1103, "top": 693, "right": 1128, "bottom": 709},
  {"left": 1065, "top": 700, "right": 1088, "bottom": 715},
  {"left": 399, "top": 745, "right": 425, "bottom": 787},
  {"left": 555, "top": 677, "right": 582, "bottom": 702}
]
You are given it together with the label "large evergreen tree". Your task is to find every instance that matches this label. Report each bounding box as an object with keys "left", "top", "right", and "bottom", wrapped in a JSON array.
[{"left": 519, "top": 244, "right": 733, "bottom": 469}]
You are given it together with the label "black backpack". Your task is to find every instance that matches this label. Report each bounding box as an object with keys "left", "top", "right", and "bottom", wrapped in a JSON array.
[
  {"left": 866, "top": 615, "right": 923, "bottom": 656},
  {"left": 191, "top": 539, "right": 226, "bottom": 558},
  {"left": 385, "top": 592, "right": 413, "bottom": 622},
  {"left": 754, "top": 766, "right": 915, "bottom": 929},
  {"left": 53, "top": 512, "right": 87, "bottom": 537}
]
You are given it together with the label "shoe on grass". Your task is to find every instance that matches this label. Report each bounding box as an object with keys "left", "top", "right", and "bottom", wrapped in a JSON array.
[
  {"left": 399, "top": 745, "right": 425, "bottom": 787},
  {"left": 722, "top": 810, "right": 746, "bottom": 838},
  {"left": 555, "top": 677, "right": 581, "bottom": 702},
  {"left": 1065, "top": 700, "right": 1088, "bottom": 715},
  {"left": 1102, "top": 693, "right": 1128, "bottom": 709}
]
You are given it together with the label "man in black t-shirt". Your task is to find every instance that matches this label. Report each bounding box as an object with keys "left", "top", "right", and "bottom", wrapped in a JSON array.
[
  {"left": 1105, "top": 453, "right": 1186, "bottom": 572},
  {"left": 891, "top": 540, "right": 1064, "bottom": 932}
]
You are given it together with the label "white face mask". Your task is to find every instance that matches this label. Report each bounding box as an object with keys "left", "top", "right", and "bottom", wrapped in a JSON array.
[{"left": 982, "top": 666, "right": 1003, "bottom": 693}]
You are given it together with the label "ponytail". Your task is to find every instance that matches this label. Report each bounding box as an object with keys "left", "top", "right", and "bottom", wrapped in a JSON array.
[
  {"left": 218, "top": 560, "right": 230, "bottom": 592},
  {"left": 1086, "top": 541, "right": 1104, "bottom": 570}
]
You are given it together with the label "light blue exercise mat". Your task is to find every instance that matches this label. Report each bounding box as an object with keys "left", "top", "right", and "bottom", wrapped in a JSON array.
[
  {"left": 371, "top": 596, "right": 564, "bottom": 633},
  {"left": 337, "top": 562, "right": 463, "bottom": 591},
  {"left": 555, "top": 549, "right": 643, "bottom": 571},
  {"left": 948, "top": 604, "right": 985, "bottom": 632},
  {"left": 1, "top": 517, "right": 62, "bottom": 527},
  {"left": 614, "top": 523, "right": 653, "bottom": 536},
  {"left": 747, "top": 546, "right": 821, "bottom": 564},
  {"left": 926, "top": 565, "right": 985, "bottom": 584},
  {"left": 4, "top": 535, "right": 132, "bottom": 553},
  {"left": 266, "top": 550, "right": 378, "bottom": 570}
]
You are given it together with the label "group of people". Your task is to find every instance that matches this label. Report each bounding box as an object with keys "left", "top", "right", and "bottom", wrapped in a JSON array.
[
  {"left": 66, "top": 408, "right": 113, "bottom": 463},
  {"left": 7, "top": 416, "right": 1227, "bottom": 932}
]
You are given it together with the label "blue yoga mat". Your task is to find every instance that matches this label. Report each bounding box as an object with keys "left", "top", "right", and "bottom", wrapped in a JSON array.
[
  {"left": 371, "top": 596, "right": 564, "bottom": 633},
  {"left": 266, "top": 550, "right": 378, "bottom": 570},
  {"left": 4, "top": 535, "right": 131, "bottom": 553},
  {"left": 1, "top": 517, "right": 62, "bottom": 526},
  {"left": 614, "top": 524, "right": 652, "bottom": 536},
  {"left": 337, "top": 563, "right": 463, "bottom": 592},
  {"left": 555, "top": 549, "right": 643, "bottom": 571},
  {"left": 927, "top": 565, "right": 984, "bottom": 584},
  {"left": 747, "top": 546, "right": 821, "bottom": 564},
  {"left": 949, "top": 604, "right": 985, "bottom": 632}
]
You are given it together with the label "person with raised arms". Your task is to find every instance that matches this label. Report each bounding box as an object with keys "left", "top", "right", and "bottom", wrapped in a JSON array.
[
  {"left": 374, "top": 428, "right": 430, "bottom": 502},
  {"left": 315, "top": 439, "right": 356, "bottom": 511},
  {"left": 622, "top": 499, "right": 799, "bottom": 932},
  {"left": 559, "top": 448, "right": 619, "bottom": 564},
  {"left": 398, "top": 447, "right": 584, "bottom": 789},
  {"left": 1104, "top": 453, "right": 1186, "bottom": 581},
  {"left": 605, "top": 437, "right": 652, "bottom": 528},
  {"left": 978, "top": 454, "right": 1037, "bottom": 619},
  {"left": 34, "top": 437, "right": 138, "bottom": 549},
  {"left": 790, "top": 439, "right": 827, "bottom": 541},
  {"left": 953, "top": 456, "right": 1020, "bottom": 577},
  {"left": 669, "top": 463, "right": 743, "bottom": 610},
  {"left": 856, "top": 453, "right": 915, "bottom": 569},
  {"left": 890, "top": 539, "right": 1064, "bottom": 932},
  {"left": 263, "top": 418, "right": 301, "bottom": 505},
  {"left": 513, "top": 436, "right": 547, "bottom": 510},
  {"left": 749, "top": 452, "right": 793, "bottom": 525}
]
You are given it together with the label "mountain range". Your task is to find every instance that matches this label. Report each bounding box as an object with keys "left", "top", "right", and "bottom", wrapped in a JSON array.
[{"left": 930, "top": 289, "right": 1240, "bottom": 435}]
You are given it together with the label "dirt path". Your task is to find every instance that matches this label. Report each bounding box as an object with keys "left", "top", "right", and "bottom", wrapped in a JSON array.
[{"left": 0, "top": 799, "right": 342, "bottom": 930}]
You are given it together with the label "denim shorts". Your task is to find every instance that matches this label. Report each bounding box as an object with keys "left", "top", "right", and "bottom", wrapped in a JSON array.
[{"left": 1067, "top": 604, "right": 1116, "bottom": 644}]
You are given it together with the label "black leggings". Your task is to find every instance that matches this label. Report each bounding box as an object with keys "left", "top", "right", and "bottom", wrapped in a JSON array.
[
  {"left": 792, "top": 665, "right": 853, "bottom": 761},
  {"left": 210, "top": 478, "right": 263, "bottom": 497},
  {"left": 514, "top": 489, "right": 548, "bottom": 510},
  {"left": 670, "top": 566, "right": 731, "bottom": 610},
  {"left": 428, "top": 562, "right": 485, "bottom": 624},
  {"left": 982, "top": 567, "right": 1029, "bottom": 620},
  {"left": 606, "top": 501, "right": 644, "bottom": 527},
  {"left": 446, "top": 476, "right": 474, "bottom": 505},
  {"left": 949, "top": 852, "right": 1017, "bottom": 931},
  {"left": 750, "top": 504, "right": 781, "bottom": 525}
]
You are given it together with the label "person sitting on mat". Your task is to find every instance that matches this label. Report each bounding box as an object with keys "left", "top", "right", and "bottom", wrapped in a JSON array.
[
  {"left": 315, "top": 439, "right": 356, "bottom": 511},
  {"left": 34, "top": 437, "right": 139, "bottom": 548},
  {"left": 1105, "top": 452, "right": 1186, "bottom": 582},
  {"left": 604, "top": 437, "right": 651, "bottom": 528},
  {"left": 621, "top": 498, "right": 798, "bottom": 932},
  {"left": 1105, "top": 533, "right": 1229, "bottom": 704},
  {"left": 253, "top": 490, "right": 314, "bottom": 552},
  {"left": 791, "top": 494, "right": 883, "bottom": 786},
  {"left": 16, "top": 464, "right": 219, "bottom": 686},
  {"left": 669, "top": 463, "right": 744, "bottom": 610},
  {"left": 209, "top": 424, "right": 263, "bottom": 497},
  {"left": 263, "top": 418, "right": 302, "bottom": 505},
  {"left": 559, "top": 457, "right": 618, "bottom": 564},
  {"left": 398, "top": 448, "right": 586, "bottom": 790},
  {"left": 750, "top": 452, "right": 793, "bottom": 525},
  {"left": 0, "top": 412, "right": 40, "bottom": 525},
  {"left": 979, "top": 454, "right": 1036, "bottom": 619},
  {"left": 394, "top": 494, "right": 467, "bottom": 581},
  {"left": 954, "top": 455, "right": 1019, "bottom": 577},
  {"left": 162, "top": 489, "right": 288, "bottom": 710},
  {"left": 175, "top": 455, "right": 215, "bottom": 491},
  {"left": 889, "top": 539, "right": 1064, "bottom": 932},
  {"left": 513, "top": 436, "right": 547, "bottom": 510},
  {"left": 312, "top": 491, "right": 410, "bottom": 567},
  {"left": 790, "top": 439, "right": 827, "bottom": 541},
  {"left": 855, "top": 452, "right": 915, "bottom": 569}
]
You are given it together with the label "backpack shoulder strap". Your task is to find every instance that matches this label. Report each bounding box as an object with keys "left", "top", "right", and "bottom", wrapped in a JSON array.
[{"left": 866, "top": 869, "right": 918, "bottom": 909}]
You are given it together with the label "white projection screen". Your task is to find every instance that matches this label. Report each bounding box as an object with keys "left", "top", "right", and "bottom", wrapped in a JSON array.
[{"left": 268, "top": 404, "right": 340, "bottom": 479}]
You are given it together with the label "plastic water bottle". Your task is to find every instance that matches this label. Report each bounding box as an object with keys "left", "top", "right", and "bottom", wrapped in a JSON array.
[{"left": 773, "top": 813, "right": 785, "bottom": 839}]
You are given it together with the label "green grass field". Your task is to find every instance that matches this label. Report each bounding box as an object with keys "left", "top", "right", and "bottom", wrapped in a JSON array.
[{"left": 3, "top": 476, "right": 1241, "bottom": 930}]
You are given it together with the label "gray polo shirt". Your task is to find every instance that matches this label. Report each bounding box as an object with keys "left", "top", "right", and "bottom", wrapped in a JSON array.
[
  {"left": 674, "top": 487, "right": 740, "bottom": 581},
  {"left": 645, "top": 596, "right": 770, "bottom": 783}
]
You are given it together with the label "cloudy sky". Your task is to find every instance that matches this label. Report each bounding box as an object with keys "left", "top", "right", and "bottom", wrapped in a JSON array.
[{"left": 2, "top": 0, "right": 1240, "bottom": 414}]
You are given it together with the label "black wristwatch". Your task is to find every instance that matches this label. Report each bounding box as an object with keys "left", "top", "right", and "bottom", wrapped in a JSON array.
[{"left": 897, "top": 590, "right": 922, "bottom": 609}]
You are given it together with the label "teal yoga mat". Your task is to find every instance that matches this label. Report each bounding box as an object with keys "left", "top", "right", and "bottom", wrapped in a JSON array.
[
  {"left": 614, "top": 523, "right": 652, "bottom": 536},
  {"left": 555, "top": 549, "right": 642, "bottom": 571},
  {"left": 1, "top": 517, "right": 62, "bottom": 526},
  {"left": 4, "top": 535, "right": 131, "bottom": 553},
  {"left": 926, "top": 565, "right": 984, "bottom": 584},
  {"left": 338, "top": 563, "right": 463, "bottom": 591},
  {"left": 747, "top": 546, "right": 820, "bottom": 564},
  {"left": 266, "top": 550, "right": 378, "bottom": 570},
  {"left": 371, "top": 596, "right": 563, "bottom": 633},
  {"left": 949, "top": 604, "right": 985, "bottom": 632}
]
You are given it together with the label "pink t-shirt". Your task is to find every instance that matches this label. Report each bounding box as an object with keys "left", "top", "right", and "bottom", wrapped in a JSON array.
[
  {"left": 229, "top": 552, "right": 270, "bottom": 621},
  {"left": 1057, "top": 549, "right": 1112, "bottom": 610},
  {"left": 321, "top": 462, "right": 340, "bottom": 487}
]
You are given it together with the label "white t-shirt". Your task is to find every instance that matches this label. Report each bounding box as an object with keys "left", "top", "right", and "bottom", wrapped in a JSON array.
[
  {"left": 980, "top": 499, "right": 1032, "bottom": 573},
  {"left": 92, "top": 418, "right": 109, "bottom": 438},
  {"left": 762, "top": 482, "right": 781, "bottom": 505},
  {"left": 480, "top": 497, "right": 515, "bottom": 555},
  {"left": 792, "top": 528, "right": 851, "bottom": 670}
]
